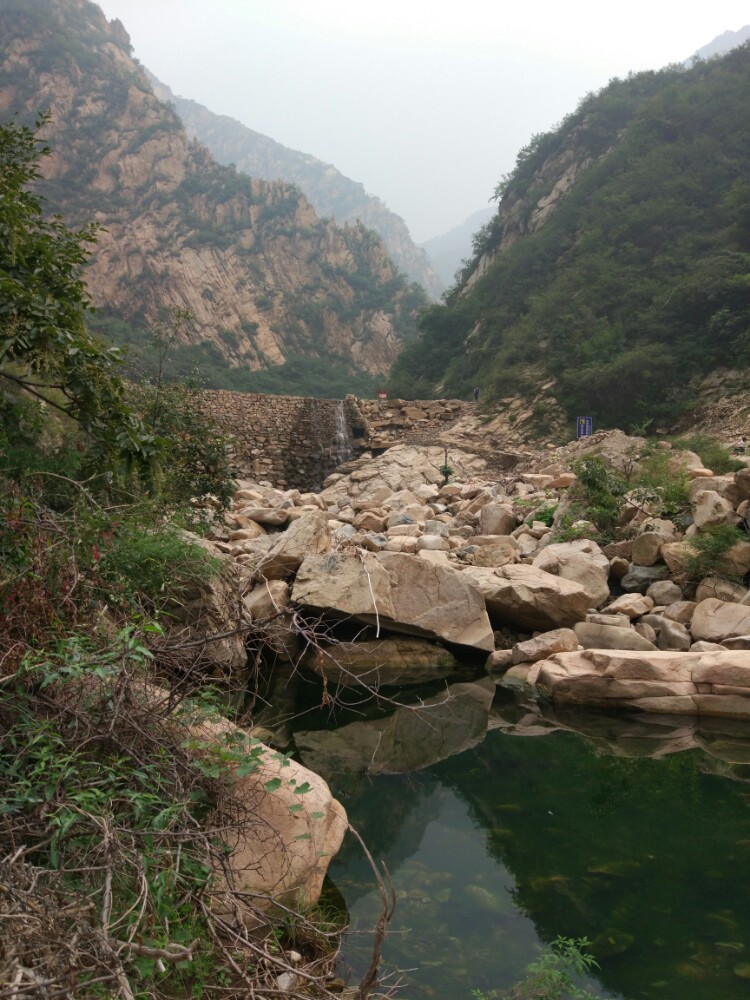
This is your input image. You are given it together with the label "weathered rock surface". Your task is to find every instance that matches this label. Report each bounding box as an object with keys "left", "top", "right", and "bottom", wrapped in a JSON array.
[
  {"left": 532, "top": 539, "right": 609, "bottom": 608},
  {"left": 691, "top": 599, "right": 750, "bottom": 643},
  {"left": 303, "top": 637, "right": 459, "bottom": 687},
  {"left": 532, "top": 649, "right": 750, "bottom": 717},
  {"left": 462, "top": 564, "right": 590, "bottom": 631},
  {"left": 188, "top": 716, "right": 346, "bottom": 923},
  {"left": 292, "top": 551, "right": 494, "bottom": 651}
]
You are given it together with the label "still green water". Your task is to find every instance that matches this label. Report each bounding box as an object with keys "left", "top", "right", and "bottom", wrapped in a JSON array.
[{"left": 322, "top": 709, "right": 750, "bottom": 1000}]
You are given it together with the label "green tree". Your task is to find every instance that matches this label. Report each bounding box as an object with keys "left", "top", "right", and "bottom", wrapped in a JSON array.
[{"left": 0, "top": 113, "right": 148, "bottom": 464}]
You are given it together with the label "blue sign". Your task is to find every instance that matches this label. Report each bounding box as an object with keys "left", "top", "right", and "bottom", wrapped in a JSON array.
[{"left": 577, "top": 416, "right": 593, "bottom": 439}]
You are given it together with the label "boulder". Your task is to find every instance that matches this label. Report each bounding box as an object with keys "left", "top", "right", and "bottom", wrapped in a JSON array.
[
  {"left": 471, "top": 540, "right": 518, "bottom": 567},
  {"left": 511, "top": 628, "right": 579, "bottom": 664},
  {"left": 189, "top": 716, "right": 347, "bottom": 924},
  {"left": 646, "top": 580, "right": 684, "bottom": 605},
  {"left": 631, "top": 531, "right": 672, "bottom": 567},
  {"left": 532, "top": 539, "right": 610, "bottom": 608},
  {"left": 692, "top": 490, "right": 737, "bottom": 530},
  {"left": 255, "top": 510, "right": 331, "bottom": 580},
  {"left": 237, "top": 506, "right": 290, "bottom": 527},
  {"left": 292, "top": 552, "right": 494, "bottom": 652},
  {"left": 303, "top": 637, "right": 459, "bottom": 687},
  {"left": 602, "top": 594, "right": 654, "bottom": 618},
  {"left": 574, "top": 622, "right": 658, "bottom": 652},
  {"left": 619, "top": 562, "right": 670, "bottom": 592},
  {"left": 656, "top": 618, "right": 692, "bottom": 652},
  {"left": 691, "top": 599, "right": 750, "bottom": 643},
  {"left": 462, "top": 564, "right": 590, "bottom": 632},
  {"left": 478, "top": 503, "right": 516, "bottom": 536},
  {"left": 663, "top": 600, "right": 696, "bottom": 625}
]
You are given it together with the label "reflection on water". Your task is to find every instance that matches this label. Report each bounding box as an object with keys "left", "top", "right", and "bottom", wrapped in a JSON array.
[{"left": 308, "top": 694, "right": 750, "bottom": 1000}]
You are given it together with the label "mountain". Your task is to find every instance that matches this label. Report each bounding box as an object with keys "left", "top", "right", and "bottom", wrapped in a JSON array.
[
  {"left": 149, "top": 76, "right": 444, "bottom": 301},
  {"left": 420, "top": 206, "right": 496, "bottom": 289},
  {"left": 0, "top": 0, "right": 428, "bottom": 396},
  {"left": 692, "top": 25, "right": 750, "bottom": 61},
  {"left": 388, "top": 45, "right": 750, "bottom": 431}
]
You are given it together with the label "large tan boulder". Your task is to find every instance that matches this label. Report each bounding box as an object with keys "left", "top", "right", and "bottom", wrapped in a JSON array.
[
  {"left": 691, "top": 490, "right": 737, "bottom": 529},
  {"left": 255, "top": 510, "right": 331, "bottom": 580},
  {"left": 292, "top": 551, "right": 494, "bottom": 652},
  {"left": 303, "top": 636, "right": 459, "bottom": 687},
  {"left": 574, "top": 622, "right": 657, "bottom": 651},
  {"left": 532, "top": 648, "right": 750, "bottom": 718},
  {"left": 462, "top": 564, "right": 590, "bottom": 631},
  {"left": 478, "top": 503, "right": 516, "bottom": 536},
  {"left": 186, "top": 715, "right": 347, "bottom": 924},
  {"left": 532, "top": 539, "right": 610, "bottom": 608},
  {"left": 511, "top": 628, "right": 578, "bottom": 665},
  {"left": 631, "top": 531, "right": 672, "bottom": 567},
  {"left": 691, "top": 599, "right": 750, "bottom": 642}
]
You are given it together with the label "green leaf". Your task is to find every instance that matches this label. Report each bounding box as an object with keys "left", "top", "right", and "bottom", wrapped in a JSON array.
[{"left": 264, "top": 777, "right": 282, "bottom": 792}]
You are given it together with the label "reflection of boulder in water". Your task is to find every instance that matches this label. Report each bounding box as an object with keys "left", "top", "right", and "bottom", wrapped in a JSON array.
[
  {"left": 489, "top": 694, "right": 750, "bottom": 777},
  {"left": 295, "top": 679, "right": 494, "bottom": 779}
]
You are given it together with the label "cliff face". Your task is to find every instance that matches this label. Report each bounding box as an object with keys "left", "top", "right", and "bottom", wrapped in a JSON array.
[
  {"left": 0, "top": 0, "right": 426, "bottom": 378},
  {"left": 150, "top": 77, "right": 444, "bottom": 300}
]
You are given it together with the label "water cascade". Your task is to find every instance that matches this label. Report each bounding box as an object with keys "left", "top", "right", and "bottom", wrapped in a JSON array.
[{"left": 331, "top": 399, "right": 354, "bottom": 468}]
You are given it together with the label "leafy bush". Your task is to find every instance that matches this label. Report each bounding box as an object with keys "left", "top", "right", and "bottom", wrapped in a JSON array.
[
  {"left": 685, "top": 523, "right": 747, "bottom": 581},
  {"left": 471, "top": 935, "right": 600, "bottom": 999},
  {"left": 568, "top": 456, "right": 626, "bottom": 541},
  {"left": 630, "top": 446, "right": 691, "bottom": 525},
  {"left": 671, "top": 433, "right": 745, "bottom": 475}
]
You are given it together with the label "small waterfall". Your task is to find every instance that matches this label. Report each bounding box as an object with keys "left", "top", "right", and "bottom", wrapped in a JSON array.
[{"left": 332, "top": 400, "right": 354, "bottom": 467}]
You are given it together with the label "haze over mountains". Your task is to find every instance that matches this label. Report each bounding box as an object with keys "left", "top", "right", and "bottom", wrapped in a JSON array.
[
  {"left": 149, "top": 74, "right": 445, "bottom": 301},
  {"left": 0, "top": 0, "right": 430, "bottom": 397}
]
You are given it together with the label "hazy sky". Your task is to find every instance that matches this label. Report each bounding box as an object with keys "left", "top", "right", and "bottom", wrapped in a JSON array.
[{"left": 95, "top": 1, "right": 749, "bottom": 243}]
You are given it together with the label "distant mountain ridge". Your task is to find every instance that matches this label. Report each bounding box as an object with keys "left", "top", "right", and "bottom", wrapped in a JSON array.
[
  {"left": 692, "top": 24, "right": 750, "bottom": 61},
  {"left": 149, "top": 75, "right": 444, "bottom": 300},
  {"left": 0, "top": 0, "right": 429, "bottom": 395},
  {"left": 419, "top": 206, "right": 496, "bottom": 289}
]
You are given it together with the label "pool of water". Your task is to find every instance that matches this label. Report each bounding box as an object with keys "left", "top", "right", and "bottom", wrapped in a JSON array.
[{"left": 305, "top": 695, "right": 750, "bottom": 999}]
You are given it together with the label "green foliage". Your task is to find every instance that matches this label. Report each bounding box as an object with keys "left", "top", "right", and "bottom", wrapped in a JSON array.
[
  {"left": 671, "top": 433, "right": 745, "bottom": 475},
  {"left": 0, "top": 114, "right": 152, "bottom": 475},
  {"left": 471, "top": 936, "right": 600, "bottom": 999},
  {"left": 685, "top": 523, "right": 747, "bottom": 581},
  {"left": 629, "top": 446, "right": 691, "bottom": 525},
  {"left": 0, "top": 625, "right": 217, "bottom": 995},
  {"left": 569, "top": 456, "right": 626, "bottom": 541},
  {"left": 393, "top": 49, "right": 750, "bottom": 428},
  {"left": 527, "top": 501, "right": 558, "bottom": 527}
]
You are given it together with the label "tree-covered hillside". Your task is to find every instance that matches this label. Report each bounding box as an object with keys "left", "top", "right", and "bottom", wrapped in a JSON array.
[{"left": 389, "top": 46, "right": 750, "bottom": 430}]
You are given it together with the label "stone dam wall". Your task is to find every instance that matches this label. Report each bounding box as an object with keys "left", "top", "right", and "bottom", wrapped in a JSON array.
[{"left": 197, "top": 390, "right": 472, "bottom": 491}]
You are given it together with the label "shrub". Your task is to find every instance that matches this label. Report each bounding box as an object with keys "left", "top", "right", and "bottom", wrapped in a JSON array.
[
  {"left": 672, "top": 433, "right": 745, "bottom": 475},
  {"left": 630, "top": 447, "right": 691, "bottom": 526},
  {"left": 685, "top": 523, "right": 747, "bottom": 580}
]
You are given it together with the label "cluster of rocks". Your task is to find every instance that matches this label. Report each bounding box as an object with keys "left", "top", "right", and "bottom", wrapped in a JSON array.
[
  {"left": 356, "top": 397, "right": 468, "bottom": 449},
  {"left": 174, "top": 431, "right": 750, "bottom": 919},
  {"left": 193, "top": 434, "right": 750, "bottom": 718}
]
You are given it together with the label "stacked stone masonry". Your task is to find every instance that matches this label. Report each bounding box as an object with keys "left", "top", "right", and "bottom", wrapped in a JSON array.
[{"left": 198, "top": 390, "right": 471, "bottom": 490}]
